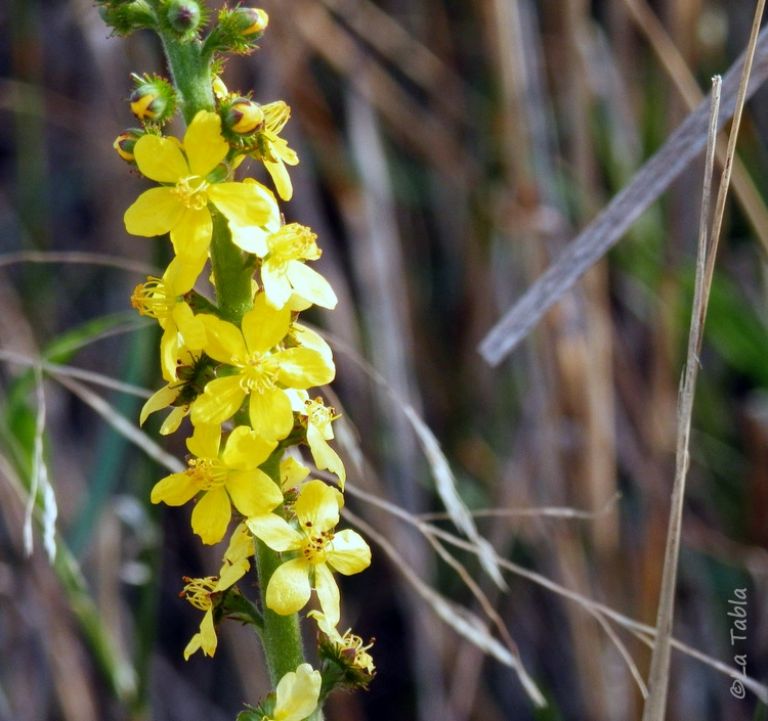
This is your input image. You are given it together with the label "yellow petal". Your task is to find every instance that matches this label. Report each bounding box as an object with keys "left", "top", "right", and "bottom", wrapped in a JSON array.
[
  {"left": 191, "top": 376, "right": 246, "bottom": 426},
  {"left": 165, "top": 254, "right": 206, "bottom": 294},
  {"left": 208, "top": 181, "right": 275, "bottom": 228},
  {"left": 172, "top": 303, "right": 207, "bottom": 350},
  {"left": 275, "top": 347, "right": 335, "bottom": 388},
  {"left": 124, "top": 187, "right": 183, "bottom": 237},
  {"left": 327, "top": 529, "right": 372, "bottom": 575},
  {"left": 198, "top": 608, "right": 217, "bottom": 656},
  {"left": 198, "top": 314, "right": 247, "bottom": 363},
  {"left": 134, "top": 134, "right": 188, "bottom": 183},
  {"left": 280, "top": 456, "right": 309, "bottom": 489},
  {"left": 307, "top": 425, "right": 346, "bottom": 487},
  {"left": 217, "top": 523, "right": 253, "bottom": 590},
  {"left": 248, "top": 387, "right": 294, "bottom": 441},
  {"left": 291, "top": 324, "right": 333, "bottom": 369},
  {"left": 184, "top": 111, "right": 229, "bottom": 177},
  {"left": 183, "top": 632, "right": 202, "bottom": 661},
  {"left": 270, "top": 135, "right": 299, "bottom": 166},
  {"left": 226, "top": 469, "right": 283, "bottom": 516},
  {"left": 229, "top": 223, "right": 270, "bottom": 256},
  {"left": 286, "top": 261, "right": 337, "bottom": 309},
  {"left": 293, "top": 479, "right": 340, "bottom": 531},
  {"left": 140, "top": 384, "right": 178, "bottom": 425},
  {"left": 159, "top": 406, "right": 187, "bottom": 435},
  {"left": 313, "top": 563, "right": 340, "bottom": 629},
  {"left": 246, "top": 513, "right": 302, "bottom": 552},
  {"left": 151, "top": 471, "right": 197, "bottom": 506},
  {"left": 266, "top": 558, "right": 311, "bottom": 615},
  {"left": 186, "top": 422, "right": 221, "bottom": 459},
  {"left": 261, "top": 262, "right": 293, "bottom": 309},
  {"left": 170, "top": 206, "right": 212, "bottom": 260},
  {"left": 264, "top": 156, "right": 293, "bottom": 201},
  {"left": 273, "top": 664, "right": 321, "bottom": 721},
  {"left": 241, "top": 294, "right": 291, "bottom": 354},
  {"left": 191, "top": 487, "right": 231, "bottom": 544},
  {"left": 160, "top": 325, "right": 182, "bottom": 381},
  {"left": 222, "top": 425, "right": 277, "bottom": 469}
]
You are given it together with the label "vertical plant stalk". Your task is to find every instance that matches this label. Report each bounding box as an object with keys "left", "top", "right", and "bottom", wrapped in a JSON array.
[
  {"left": 639, "top": 74, "right": 720, "bottom": 721},
  {"left": 156, "top": 23, "right": 308, "bottom": 689},
  {"left": 642, "top": 1, "right": 765, "bottom": 714}
]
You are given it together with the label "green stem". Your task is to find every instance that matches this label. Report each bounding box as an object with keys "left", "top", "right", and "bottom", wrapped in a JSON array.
[
  {"left": 158, "top": 36, "right": 214, "bottom": 123},
  {"left": 255, "top": 538, "right": 306, "bottom": 683},
  {"left": 209, "top": 211, "right": 256, "bottom": 323}
]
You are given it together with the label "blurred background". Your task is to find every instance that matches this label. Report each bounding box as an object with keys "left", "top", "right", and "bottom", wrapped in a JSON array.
[{"left": 1, "top": 0, "right": 768, "bottom": 719}]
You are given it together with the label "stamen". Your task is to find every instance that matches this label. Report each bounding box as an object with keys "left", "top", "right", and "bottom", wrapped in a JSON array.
[{"left": 180, "top": 576, "right": 218, "bottom": 611}]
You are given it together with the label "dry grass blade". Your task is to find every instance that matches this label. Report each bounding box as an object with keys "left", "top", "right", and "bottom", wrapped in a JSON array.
[
  {"left": 0, "top": 250, "right": 158, "bottom": 275},
  {"left": 344, "top": 508, "right": 546, "bottom": 707},
  {"left": 0, "top": 348, "right": 152, "bottom": 398},
  {"left": 403, "top": 405, "right": 505, "bottom": 588},
  {"left": 640, "top": 73, "right": 722, "bottom": 721},
  {"left": 418, "top": 492, "right": 621, "bottom": 521},
  {"left": 479, "top": 26, "right": 768, "bottom": 365},
  {"left": 24, "top": 364, "right": 57, "bottom": 561},
  {"left": 588, "top": 606, "right": 648, "bottom": 699},
  {"left": 643, "top": 0, "right": 766, "bottom": 714}
]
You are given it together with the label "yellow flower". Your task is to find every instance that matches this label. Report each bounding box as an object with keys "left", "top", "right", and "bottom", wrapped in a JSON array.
[
  {"left": 124, "top": 110, "right": 276, "bottom": 260},
  {"left": 252, "top": 100, "right": 299, "bottom": 201},
  {"left": 140, "top": 349, "right": 213, "bottom": 435},
  {"left": 303, "top": 397, "right": 345, "bottom": 488},
  {"left": 246, "top": 480, "right": 371, "bottom": 626},
  {"left": 190, "top": 293, "right": 335, "bottom": 441},
  {"left": 261, "top": 223, "right": 337, "bottom": 310},
  {"left": 309, "top": 611, "right": 376, "bottom": 678},
  {"left": 218, "top": 522, "right": 255, "bottom": 590},
  {"left": 131, "top": 255, "right": 207, "bottom": 381},
  {"left": 151, "top": 423, "right": 283, "bottom": 544},
  {"left": 266, "top": 663, "right": 321, "bottom": 721},
  {"left": 180, "top": 576, "right": 219, "bottom": 659},
  {"left": 181, "top": 525, "right": 260, "bottom": 660}
]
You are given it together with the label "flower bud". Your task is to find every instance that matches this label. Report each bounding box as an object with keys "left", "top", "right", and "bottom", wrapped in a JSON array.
[
  {"left": 166, "top": 0, "right": 202, "bottom": 34},
  {"left": 113, "top": 128, "right": 144, "bottom": 162},
  {"left": 224, "top": 98, "right": 264, "bottom": 134},
  {"left": 99, "top": 1, "right": 155, "bottom": 35},
  {"left": 231, "top": 7, "right": 269, "bottom": 36},
  {"left": 129, "top": 75, "right": 176, "bottom": 124}
]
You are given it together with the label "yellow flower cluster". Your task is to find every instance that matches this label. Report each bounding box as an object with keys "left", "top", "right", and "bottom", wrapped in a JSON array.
[{"left": 118, "top": 16, "right": 372, "bottom": 700}]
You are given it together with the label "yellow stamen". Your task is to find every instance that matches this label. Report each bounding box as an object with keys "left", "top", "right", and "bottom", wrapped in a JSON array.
[
  {"left": 187, "top": 457, "right": 227, "bottom": 491},
  {"left": 131, "top": 277, "right": 174, "bottom": 319},
  {"left": 171, "top": 175, "right": 209, "bottom": 210},
  {"left": 180, "top": 576, "right": 218, "bottom": 611}
]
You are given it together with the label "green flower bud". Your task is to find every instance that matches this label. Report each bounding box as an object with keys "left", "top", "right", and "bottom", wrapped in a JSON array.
[
  {"left": 112, "top": 128, "right": 144, "bottom": 162},
  {"left": 231, "top": 7, "right": 269, "bottom": 36},
  {"left": 224, "top": 98, "right": 264, "bottom": 134},
  {"left": 129, "top": 74, "right": 176, "bottom": 124},
  {"left": 99, "top": 1, "right": 155, "bottom": 35},
  {"left": 166, "top": 0, "right": 202, "bottom": 34}
]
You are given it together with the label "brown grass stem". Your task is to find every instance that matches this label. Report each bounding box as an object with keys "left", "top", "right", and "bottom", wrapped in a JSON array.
[{"left": 640, "top": 73, "right": 722, "bottom": 721}]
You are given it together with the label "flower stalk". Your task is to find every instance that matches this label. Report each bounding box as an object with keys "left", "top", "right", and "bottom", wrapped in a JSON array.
[{"left": 102, "top": 2, "right": 375, "bottom": 718}]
